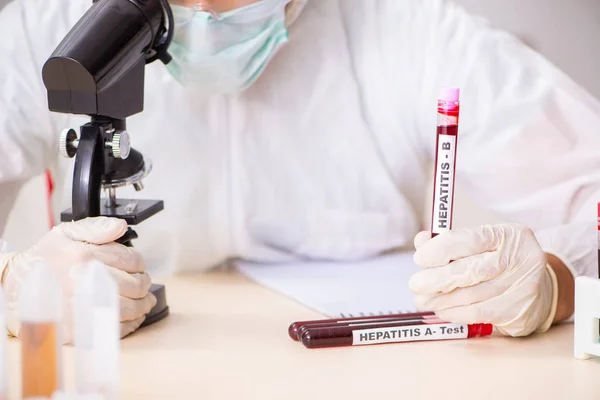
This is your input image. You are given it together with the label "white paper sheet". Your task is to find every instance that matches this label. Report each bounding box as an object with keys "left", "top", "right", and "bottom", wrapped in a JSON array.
[{"left": 235, "top": 251, "right": 421, "bottom": 318}]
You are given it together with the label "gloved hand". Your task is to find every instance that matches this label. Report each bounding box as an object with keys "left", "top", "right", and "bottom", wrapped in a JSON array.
[
  {"left": 0, "top": 217, "right": 156, "bottom": 343},
  {"left": 408, "top": 223, "right": 559, "bottom": 337}
]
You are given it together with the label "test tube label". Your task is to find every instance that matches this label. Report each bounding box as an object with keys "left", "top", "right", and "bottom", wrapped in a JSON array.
[
  {"left": 432, "top": 134, "right": 456, "bottom": 234},
  {"left": 352, "top": 323, "right": 468, "bottom": 345}
]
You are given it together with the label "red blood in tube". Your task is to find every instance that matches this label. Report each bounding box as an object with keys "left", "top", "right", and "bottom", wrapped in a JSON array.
[{"left": 288, "top": 312, "right": 436, "bottom": 341}]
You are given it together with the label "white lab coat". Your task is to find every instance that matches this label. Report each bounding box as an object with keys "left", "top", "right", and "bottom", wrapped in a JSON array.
[{"left": 1, "top": 0, "right": 600, "bottom": 279}]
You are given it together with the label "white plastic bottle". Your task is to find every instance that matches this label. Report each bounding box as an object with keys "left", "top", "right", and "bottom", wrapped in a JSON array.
[{"left": 74, "top": 260, "right": 120, "bottom": 400}]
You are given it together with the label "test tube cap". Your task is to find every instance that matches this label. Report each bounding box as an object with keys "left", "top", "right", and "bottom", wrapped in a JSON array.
[
  {"left": 439, "top": 87, "right": 460, "bottom": 102},
  {"left": 19, "top": 261, "right": 62, "bottom": 323}
]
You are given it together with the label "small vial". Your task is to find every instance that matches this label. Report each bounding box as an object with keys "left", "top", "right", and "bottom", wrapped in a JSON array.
[
  {"left": 20, "top": 262, "right": 63, "bottom": 399},
  {"left": 431, "top": 87, "right": 460, "bottom": 237},
  {"left": 74, "top": 261, "right": 120, "bottom": 400}
]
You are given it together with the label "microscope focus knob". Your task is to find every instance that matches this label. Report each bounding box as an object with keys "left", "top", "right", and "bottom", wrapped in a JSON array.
[
  {"left": 59, "top": 128, "right": 78, "bottom": 158},
  {"left": 111, "top": 130, "right": 131, "bottom": 159}
]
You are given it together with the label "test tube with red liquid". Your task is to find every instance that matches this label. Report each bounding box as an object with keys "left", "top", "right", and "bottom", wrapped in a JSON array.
[
  {"left": 431, "top": 88, "right": 460, "bottom": 237},
  {"left": 300, "top": 318, "right": 492, "bottom": 349},
  {"left": 288, "top": 312, "right": 437, "bottom": 341}
]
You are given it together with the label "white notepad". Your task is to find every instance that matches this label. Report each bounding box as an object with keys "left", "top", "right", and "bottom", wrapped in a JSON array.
[{"left": 236, "top": 251, "right": 420, "bottom": 317}]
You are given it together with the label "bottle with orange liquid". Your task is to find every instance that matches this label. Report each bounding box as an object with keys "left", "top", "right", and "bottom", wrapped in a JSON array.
[{"left": 19, "top": 262, "right": 63, "bottom": 398}]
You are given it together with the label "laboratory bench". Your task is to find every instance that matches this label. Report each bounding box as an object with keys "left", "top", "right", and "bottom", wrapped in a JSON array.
[{"left": 7, "top": 270, "right": 600, "bottom": 399}]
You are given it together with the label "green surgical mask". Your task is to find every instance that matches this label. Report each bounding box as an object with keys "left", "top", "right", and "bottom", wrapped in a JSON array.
[{"left": 167, "top": 0, "right": 291, "bottom": 93}]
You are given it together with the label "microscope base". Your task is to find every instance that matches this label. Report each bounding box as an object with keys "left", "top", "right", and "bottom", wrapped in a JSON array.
[{"left": 141, "top": 283, "right": 169, "bottom": 328}]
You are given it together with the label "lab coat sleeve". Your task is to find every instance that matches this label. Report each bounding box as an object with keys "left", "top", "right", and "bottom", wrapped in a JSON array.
[
  {"left": 418, "top": 0, "right": 600, "bottom": 280},
  {"left": 0, "top": 0, "right": 57, "bottom": 238}
]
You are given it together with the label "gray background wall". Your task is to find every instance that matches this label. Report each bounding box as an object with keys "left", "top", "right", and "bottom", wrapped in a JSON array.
[
  {"left": 454, "top": 0, "right": 600, "bottom": 100},
  {"left": 3, "top": 0, "right": 600, "bottom": 249}
]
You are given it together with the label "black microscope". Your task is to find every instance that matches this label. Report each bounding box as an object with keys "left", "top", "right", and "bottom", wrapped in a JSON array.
[{"left": 41, "top": 0, "right": 175, "bottom": 328}]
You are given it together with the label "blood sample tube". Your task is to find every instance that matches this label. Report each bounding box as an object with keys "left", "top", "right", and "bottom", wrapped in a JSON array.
[
  {"left": 431, "top": 87, "right": 460, "bottom": 237},
  {"left": 294, "top": 313, "right": 439, "bottom": 342},
  {"left": 74, "top": 261, "right": 120, "bottom": 400},
  {"left": 288, "top": 312, "right": 437, "bottom": 341},
  {"left": 20, "top": 262, "right": 63, "bottom": 398},
  {"left": 300, "top": 318, "right": 492, "bottom": 349}
]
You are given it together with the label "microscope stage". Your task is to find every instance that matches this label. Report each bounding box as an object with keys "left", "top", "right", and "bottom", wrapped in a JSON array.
[{"left": 61, "top": 199, "right": 164, "bottom": 225}]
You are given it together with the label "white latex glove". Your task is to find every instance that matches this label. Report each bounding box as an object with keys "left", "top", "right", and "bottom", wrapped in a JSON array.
[
  {"left": 0, "top": 217, "right": 156, "bottom": 343},
  {"left": 408, "top": 223, "right": 559, "bottom": 337}
]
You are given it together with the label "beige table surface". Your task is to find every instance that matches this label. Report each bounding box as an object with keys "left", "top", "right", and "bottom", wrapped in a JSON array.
[{"left": 6, "top": 270, "right": 600, "bottom": 400}]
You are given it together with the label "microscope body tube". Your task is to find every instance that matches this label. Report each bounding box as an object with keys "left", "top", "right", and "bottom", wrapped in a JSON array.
[{"left": 19, "top": 263, "right": 63, "bottom": 398}]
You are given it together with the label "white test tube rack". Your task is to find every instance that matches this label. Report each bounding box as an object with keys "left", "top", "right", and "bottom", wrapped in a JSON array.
[{"left": 574, "top": 276, "right": 600, "bottom": 359}]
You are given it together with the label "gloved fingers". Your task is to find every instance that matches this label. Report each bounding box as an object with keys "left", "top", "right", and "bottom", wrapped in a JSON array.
[
  {"left": 120, "top": 316, "right": 145, "bottom": 339},
  {"left": 431, "top": 305, "right": 486, "bottom": 326},
  {"left": 414, "top": 277, "right": 508, "bottom": 312},
  {"left": 59, "top": 217, "right": 128, "bottom": 245},
  {"left": 88, "top": 242, "right": 146, "bottom": 273},
  {"left": 413, "top": 225, "right": 502, "bottom": 268},
  {"left": 120, "top": 292, "right": 157, "bottom": 322},
  {"left": 107, "top": 268, "right": 152, "bottom": 299},
  {"left": 430, "top": 295, "right": 513, "bottom": 325},
  {"left": 434, "top": 289, "right": 539, "bottom": 337},
  {"left": 409, "top": 251, "right": 503, "bottom": 295},
  {"left": 413, "top": 231, "right": 431, "bottom": 249}
]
